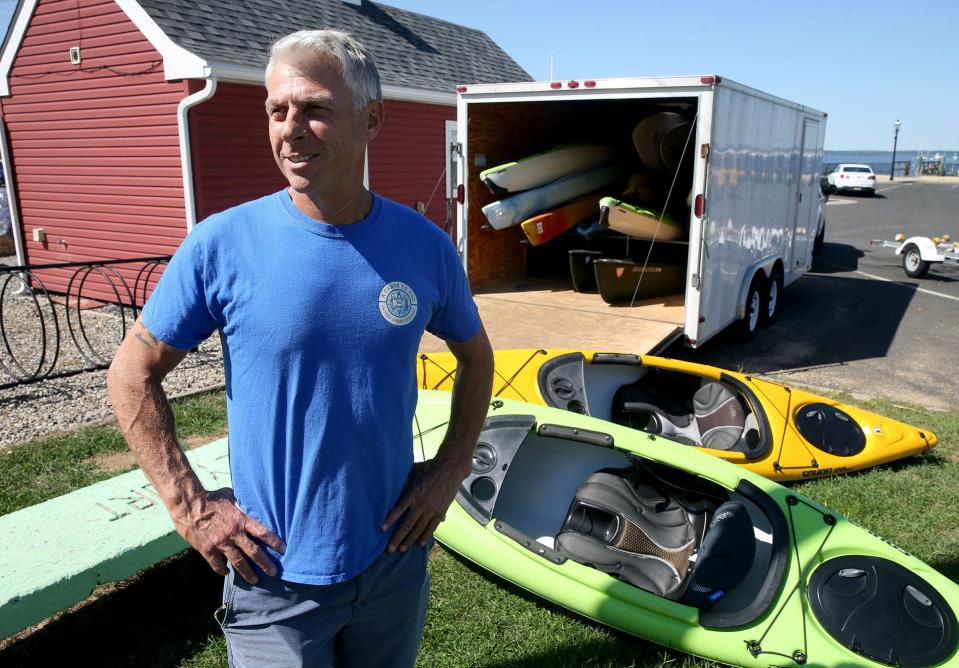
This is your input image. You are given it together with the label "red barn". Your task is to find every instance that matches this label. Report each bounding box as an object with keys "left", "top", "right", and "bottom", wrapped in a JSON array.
[{"left": 0, "top": 0, "right": 529, "bottom": 297}]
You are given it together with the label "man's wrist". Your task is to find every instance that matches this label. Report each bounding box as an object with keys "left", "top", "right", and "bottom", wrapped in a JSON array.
[{"left": 433, "top": 443, "right": 473, "bottom": 480}]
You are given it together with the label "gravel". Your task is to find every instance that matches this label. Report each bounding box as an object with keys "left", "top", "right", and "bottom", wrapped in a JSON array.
[{"left": 0, "top": 271, "right": 224, "bottom": 450}]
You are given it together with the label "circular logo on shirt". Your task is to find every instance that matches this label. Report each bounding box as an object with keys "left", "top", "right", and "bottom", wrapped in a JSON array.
[{"left": 378, "top": 282, "right": 418, "bottom": 325}]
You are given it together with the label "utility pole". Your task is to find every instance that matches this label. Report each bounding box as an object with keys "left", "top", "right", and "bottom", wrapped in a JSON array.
[{"left": 890, "top": 119, "right": 901, "bottom": 181}]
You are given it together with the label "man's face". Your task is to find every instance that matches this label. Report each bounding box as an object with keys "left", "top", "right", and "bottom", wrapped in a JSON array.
[{"left": 265, "top": 55, "right": 382, "bottom": 200}]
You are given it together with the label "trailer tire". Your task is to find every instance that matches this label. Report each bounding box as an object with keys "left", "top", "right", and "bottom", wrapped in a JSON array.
[
  {"left": 902, "top": 244, "right": 930, "bottom": 278},
  {"left": 736, "top": 276, "right": 764, "bottom": 341},
  {"left": 760, "top": 268, "right": 783, "bottom": 327},
  {"left": 813, "top": 223, "right": 825, "bottom": 255}
]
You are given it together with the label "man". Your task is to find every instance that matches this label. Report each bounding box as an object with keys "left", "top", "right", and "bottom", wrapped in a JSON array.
[{"left": 107, "top": 29, "right": 493, "bottom": 667}]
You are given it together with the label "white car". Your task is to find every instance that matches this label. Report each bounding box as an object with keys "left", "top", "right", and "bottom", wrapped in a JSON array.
[{"left": 826, "top": 163, "right": 877, "bottom": 196}]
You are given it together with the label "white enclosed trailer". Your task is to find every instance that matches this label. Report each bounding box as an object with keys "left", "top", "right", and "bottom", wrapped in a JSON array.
[{"left": 451, "top": 75, "right": 826, "bottom": 351}]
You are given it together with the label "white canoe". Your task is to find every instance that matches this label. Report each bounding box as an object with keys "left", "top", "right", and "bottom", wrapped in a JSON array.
[{"left": 481, "top": 144, "right": 616, "bottom": 194}]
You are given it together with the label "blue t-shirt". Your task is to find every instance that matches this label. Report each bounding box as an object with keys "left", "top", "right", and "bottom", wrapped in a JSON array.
[{"left": 141, "top": 190, "right": 480, "bottom": 584}]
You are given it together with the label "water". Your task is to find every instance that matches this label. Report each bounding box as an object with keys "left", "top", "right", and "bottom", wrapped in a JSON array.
[{"left": 824, "top": 150, "right": 959, "bottom": 177}]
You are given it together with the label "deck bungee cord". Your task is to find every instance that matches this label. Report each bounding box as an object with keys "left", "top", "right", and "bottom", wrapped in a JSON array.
[
  {"left": 748, "top": 380, "right": 822, "bottom": 475},
  {"left": 746, "top": 495, "right": 837, "bottom": 665}
]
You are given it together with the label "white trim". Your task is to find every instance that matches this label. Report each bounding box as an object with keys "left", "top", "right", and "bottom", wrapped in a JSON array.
[
  {"left": 0, "top": 0, "right": 37, "bottom": 96},
  {"left": 363, "top": 149, "right": 369, "bottom": 189},
  {"left": 113, "top": 0, "right": 209, "bottom": 80},
  {"left": 207, "top": 61, "right": 264, "bottom": 85},
  {"left": 381, "top": 84, "right": 455, "bottom": 106},
  {"left": 177, "top": 78, "right": 218, "bottom": 233},
  {"left": 0, "top": 118, "right": 26, "bottom": 268}
]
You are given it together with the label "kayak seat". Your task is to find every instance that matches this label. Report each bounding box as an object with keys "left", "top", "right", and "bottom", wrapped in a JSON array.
[
  {"left": 613, "top": 379, "right": 747, "bottom": 452},
  {"left": 682, "top": 500, "right": 756, "bottom": 608},
  {"left": 555, "top": 468, "right": 697, "bottom": 598},
  {"left": 611, "top": 373, "right": 696, "bottom": 430},
  {"left": 693, "top": 382, "right": 746, "bottom": 451}
]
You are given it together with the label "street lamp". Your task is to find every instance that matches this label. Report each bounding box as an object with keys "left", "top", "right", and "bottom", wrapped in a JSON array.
[{"left": 890, "top": 119, "right": 901, "bottom": 181}]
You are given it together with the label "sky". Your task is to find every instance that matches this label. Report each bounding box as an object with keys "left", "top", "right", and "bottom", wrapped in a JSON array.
[
  {"left": 380, "top": 0, "right": 958, "bottom": 152},
  {"left": 0, "top": 0, "right": 954, "bottom": 151}
]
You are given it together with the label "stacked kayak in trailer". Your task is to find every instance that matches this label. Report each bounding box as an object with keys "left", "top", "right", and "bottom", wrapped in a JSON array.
[
  {"left": 475, "top": 111, "right": 696, "bottom": 306},
  {"left": 415, "top": 391, "right": 958, "bottom": 667},
  {"left": 417, "top": 349, "right": 936, "bottom": 481}
]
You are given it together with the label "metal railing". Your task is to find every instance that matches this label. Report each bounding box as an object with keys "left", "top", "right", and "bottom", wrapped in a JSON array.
[{"left": 0, "top": 256, "right": 170, "bottom": 388}]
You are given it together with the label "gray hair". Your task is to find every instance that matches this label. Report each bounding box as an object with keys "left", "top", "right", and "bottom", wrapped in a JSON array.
[{"left": 266, "top": 30, "right": 382, "bottom": 109}]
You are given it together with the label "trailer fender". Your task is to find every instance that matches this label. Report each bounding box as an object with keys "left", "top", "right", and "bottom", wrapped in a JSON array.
[
  {"left": 736, "top": 256, "right": 780, "bottom": 321},
  {"left": 894, "top": 236, "right": 944, "bottom": 262}
]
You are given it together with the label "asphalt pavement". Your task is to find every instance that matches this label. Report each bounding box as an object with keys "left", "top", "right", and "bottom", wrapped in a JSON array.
[{"left": 671, "top": 177, "right": 959, "bottom": 410}]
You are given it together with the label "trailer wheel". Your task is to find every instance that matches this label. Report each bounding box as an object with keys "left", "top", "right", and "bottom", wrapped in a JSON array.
[
  {"left": 737, "top": 276, "right": 763, "bottom": 340},
  {"left": 813, "top": 223, "right": 825, "bottom": 255},
  {"left": 760, "top": 269, "right": 783, "bottom": 327},
  {"left": 902, "top": 244, "right": 930, "bottom": 278}
]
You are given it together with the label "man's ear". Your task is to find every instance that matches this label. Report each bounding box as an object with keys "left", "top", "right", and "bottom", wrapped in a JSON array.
[{"left": 365, "top": 100, "right": 385, "bottom": 141}]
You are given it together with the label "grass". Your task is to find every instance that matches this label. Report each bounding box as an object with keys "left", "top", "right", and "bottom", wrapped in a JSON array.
[
  {"left": 0, "top": 389, "right": 227, "bottom": 515},
  {"left": 1, "top": 389, "right": 957, "bottom": 667}
]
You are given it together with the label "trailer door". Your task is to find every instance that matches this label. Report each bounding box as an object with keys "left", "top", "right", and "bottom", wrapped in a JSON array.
[{"left": 788, "top": 118, "right": 821, "bottom": 275}]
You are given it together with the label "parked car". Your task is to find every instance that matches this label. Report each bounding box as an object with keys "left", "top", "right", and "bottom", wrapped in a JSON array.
[
  {"left": 826, "top": 163, "right": 876, "bottom": 196},
  {"left": 814, "top": 185, "right": 826, "bottom": 254}
]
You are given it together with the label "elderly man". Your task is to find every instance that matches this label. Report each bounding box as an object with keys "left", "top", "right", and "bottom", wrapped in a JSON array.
[{"left": 107, "top": 29, "right": 493, "bottom": 668}]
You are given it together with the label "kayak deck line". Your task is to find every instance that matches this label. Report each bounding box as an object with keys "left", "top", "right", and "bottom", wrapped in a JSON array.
[
  {"left": 746, "top": 378, "right": 822, "bottom": 475},
  {"left": 748, "top": 495, "right": 837, "bottom": 665}
]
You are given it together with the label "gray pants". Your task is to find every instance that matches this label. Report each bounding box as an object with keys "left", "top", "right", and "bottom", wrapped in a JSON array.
[{"left": 218, "top": 542, "right": 431, "bottom": 667}]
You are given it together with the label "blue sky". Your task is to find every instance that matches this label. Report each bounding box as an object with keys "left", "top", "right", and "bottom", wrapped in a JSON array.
[
  {"left": 0, "top": 0, "right": 954, "bottom": 150},
  {"left": 382, "top": 0, "right": 958, "bottom": 151}
]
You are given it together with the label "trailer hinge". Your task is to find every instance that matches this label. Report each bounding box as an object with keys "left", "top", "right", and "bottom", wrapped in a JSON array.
[
  {"left": 700, "top": 143, "right": 709, "bottom": 159},
  {"left": 691, "top": 273, "right": 701, "bottom": 289}
]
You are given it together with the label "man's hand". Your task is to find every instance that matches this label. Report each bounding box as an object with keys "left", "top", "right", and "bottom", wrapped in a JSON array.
[
  {"left": 383, "top": 325, "right": 493, "bottom": 553},
  {"left": 174, "top": 487, "right": 287, "bottom": 584},
  {"left": 381, "top": 457, "right": 468, "bottom": 554}
]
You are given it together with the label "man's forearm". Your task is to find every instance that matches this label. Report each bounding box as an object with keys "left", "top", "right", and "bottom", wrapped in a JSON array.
[
  {"left": 107, "top": 366, "right": 204, "bottom": 515},
  {"left": 435, "top": 345, "right": 494, "bottom": 474}
]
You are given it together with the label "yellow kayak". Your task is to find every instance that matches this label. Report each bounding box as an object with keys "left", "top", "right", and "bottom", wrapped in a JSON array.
[{"left": 417, "top": 349, "right": 937, "bottom": 482}]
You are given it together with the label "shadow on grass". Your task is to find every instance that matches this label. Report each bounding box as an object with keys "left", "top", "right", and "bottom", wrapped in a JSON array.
[
  {"left": 0, "top": 551, "right": 222, "bottom": 668},
  {"left": 437, "top": 550, "right": 706, "bottom": 667}
]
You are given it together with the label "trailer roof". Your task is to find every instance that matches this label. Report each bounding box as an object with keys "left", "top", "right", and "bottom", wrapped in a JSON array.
[{"left": 457, "top": 75, "right": 826, "bottom": 118}]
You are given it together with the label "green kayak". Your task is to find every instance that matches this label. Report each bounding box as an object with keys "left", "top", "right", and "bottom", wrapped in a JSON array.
[{"left": 415, "top": 390, "right": 958, "bottom": 667}]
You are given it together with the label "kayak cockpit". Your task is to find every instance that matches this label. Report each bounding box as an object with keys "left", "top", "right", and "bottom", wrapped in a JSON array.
[
  {"left": 456, "top": 414, "right": 788, "bottom": 628},
  {"left": 537, "top": 351, "right": 772, "bottom": 460}
]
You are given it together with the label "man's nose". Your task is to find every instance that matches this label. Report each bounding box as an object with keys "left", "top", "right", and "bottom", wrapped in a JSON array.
[{"left": 280, "top": 109, "right": 306, "bottom": 142}]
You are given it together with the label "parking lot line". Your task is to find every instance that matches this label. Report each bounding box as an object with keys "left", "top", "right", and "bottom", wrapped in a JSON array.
[
  {"left": 816, "top": 260, "right": 958, "bottom": 302},
  {"left": 852, "top": 269, "right": 959, "bottom": 303}
]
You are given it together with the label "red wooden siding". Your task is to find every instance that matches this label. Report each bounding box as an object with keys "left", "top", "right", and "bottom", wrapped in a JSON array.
[
  {"left": 0, "top": 0, "right": 187, "bottom": 300},
  {"left": 188, "top": 81, "right": 286, "bottom": 221},
  {"left": 191, "top": 92, "right": 457, "bottom": 230},
  {"left": 368, "top": 99, "right": 454, "bottom": 230}
]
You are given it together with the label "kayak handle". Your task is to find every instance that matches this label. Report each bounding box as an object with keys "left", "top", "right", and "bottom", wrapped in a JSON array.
[{"left": 538, "top": 423, "right": 614, "bottom": 448}]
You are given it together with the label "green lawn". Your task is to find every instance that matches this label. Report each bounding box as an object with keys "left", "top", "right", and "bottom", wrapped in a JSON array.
[{"left": 1, "top": 390, "right": 956, "bottom": 667}]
